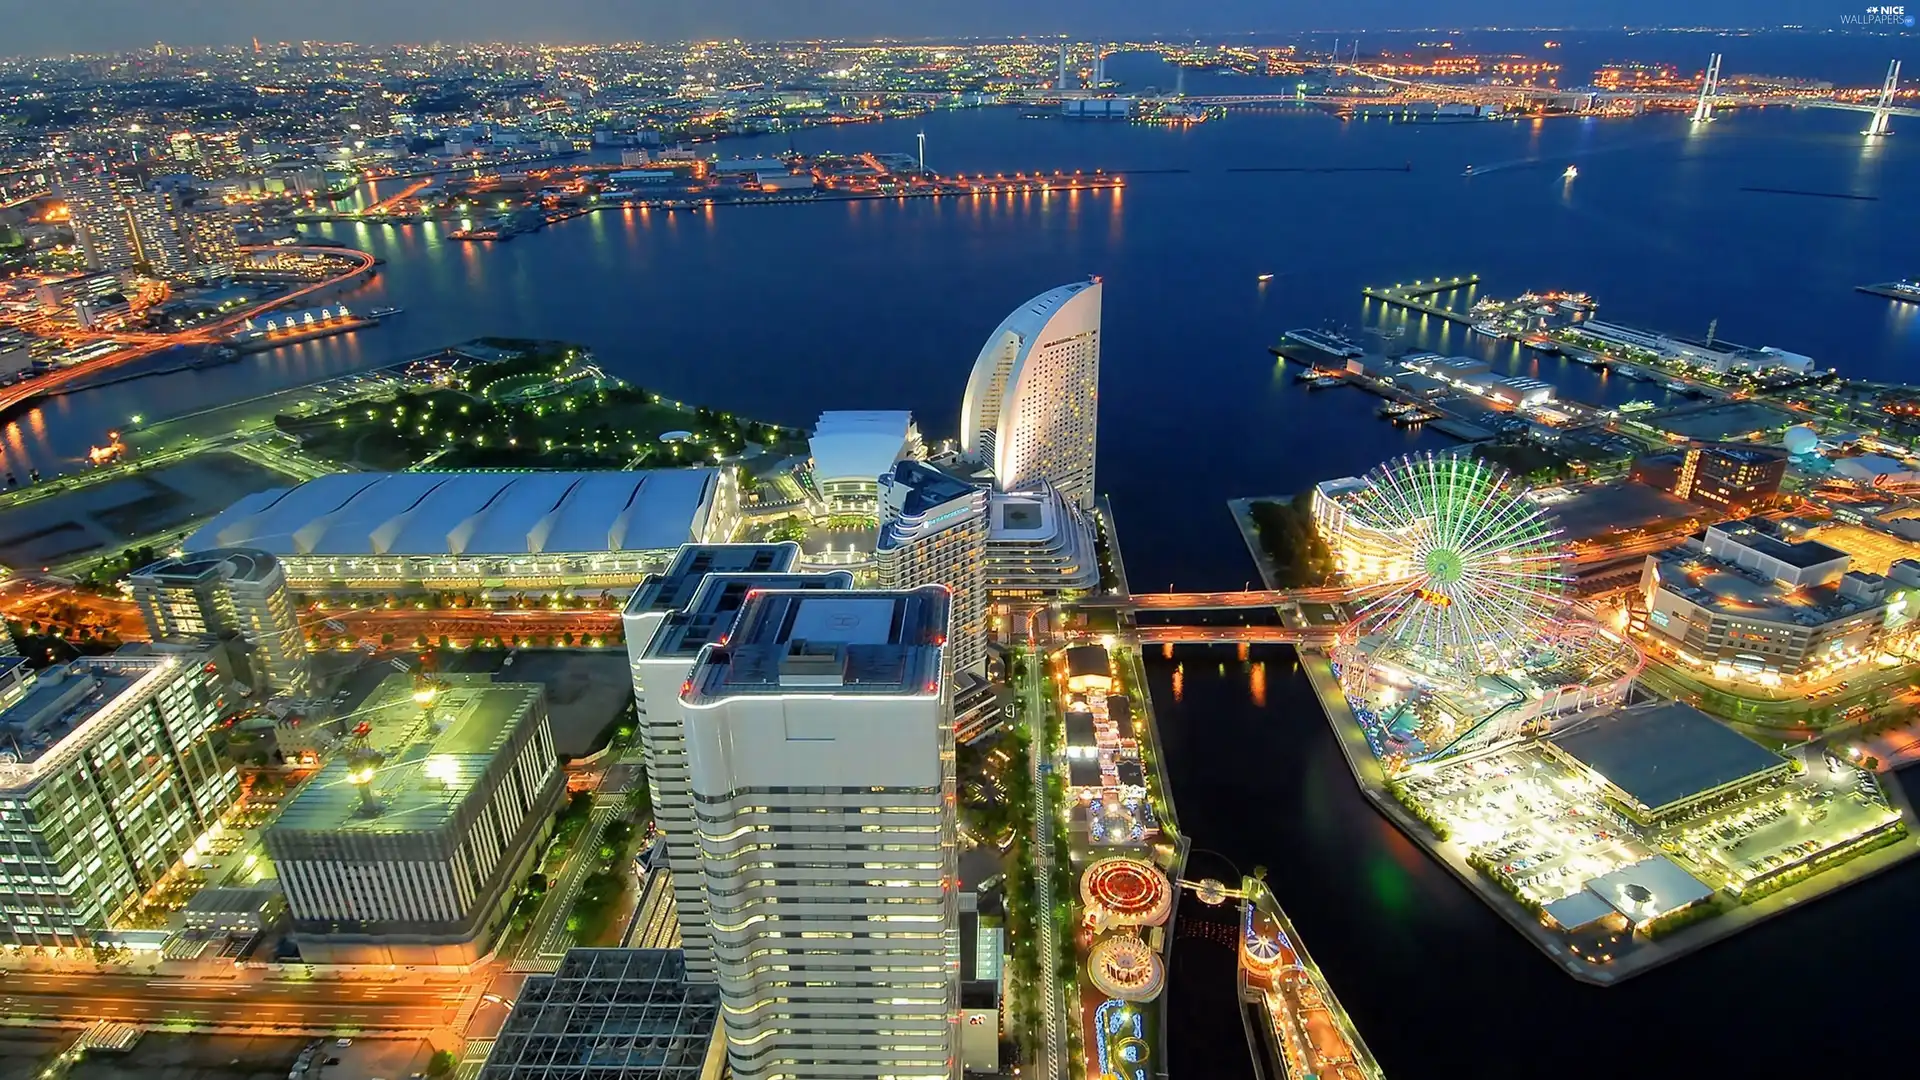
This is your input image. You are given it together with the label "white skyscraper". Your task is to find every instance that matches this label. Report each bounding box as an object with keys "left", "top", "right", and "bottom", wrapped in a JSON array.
[
  {"left": 620, "top": 542, "right": 847, "bottom": 983},
  {"left": 959, "top": 278, "right": 1103, "bottom": 510},
  {"left": 877, "top": 460, "right": 989, "bottom": 678},
  {"left": 681, "top": 586, "right": 959, "bottom": 1080}
]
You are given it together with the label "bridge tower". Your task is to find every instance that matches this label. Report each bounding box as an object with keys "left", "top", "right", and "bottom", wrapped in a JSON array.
[
  {"left": 1058, "top": 44, "right": 1068, "bottom": 90},
  {"left": 1175, "top": 64, "right": 1186, "bottom": 98},
  {"left": 1692, "top": 53, "right": 1723, "bottom": 123},
  {"left": 1867, "top": 59, "right": 1901, "bottom": 136}
]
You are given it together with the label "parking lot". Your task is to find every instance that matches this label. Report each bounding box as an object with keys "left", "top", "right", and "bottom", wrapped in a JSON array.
[
  {"left": 1402, "top": 743, "right": 1901, "bottom": 910},
  {"left": 1660, "top": 755, "right": 1898, "bottom": 893},
  {"left": 1404, "top": 748, "right": 1652, "bottom": 908}
]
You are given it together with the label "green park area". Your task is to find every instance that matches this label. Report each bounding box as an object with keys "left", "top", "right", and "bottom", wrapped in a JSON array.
[
  {"left": 1245, "top": 495, "right": 1336, "bottom": 587},
  {"left": 275, "top": 340, "right": 805, "bottom": 471}
]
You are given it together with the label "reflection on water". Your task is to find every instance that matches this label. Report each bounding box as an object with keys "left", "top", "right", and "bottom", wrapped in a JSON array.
[
  {"left": 8, "top": 106, "right": 1918, "bottom": 595},
  {"left": 1152, "top": 643, "right": 1920, "bottom": 1079}
]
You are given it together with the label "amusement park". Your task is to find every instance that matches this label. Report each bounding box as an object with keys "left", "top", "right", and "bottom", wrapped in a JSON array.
[{"left": 1296, "top": 452, "right": 1920, "bottom": 983}]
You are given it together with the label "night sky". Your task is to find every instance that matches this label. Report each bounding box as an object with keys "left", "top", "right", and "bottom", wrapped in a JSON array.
[{"left": 0, "top": 0, "right": 1885, "bottom": 57}]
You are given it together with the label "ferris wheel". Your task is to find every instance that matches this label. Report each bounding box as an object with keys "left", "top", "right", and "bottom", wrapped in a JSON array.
[{"left": 1344, "top": 453, "right": 1568, "bottom": 664}]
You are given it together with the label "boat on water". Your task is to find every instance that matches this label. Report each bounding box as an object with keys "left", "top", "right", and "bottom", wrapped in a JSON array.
[
  {"left": 1563, "top": 165, "right": 1579, "bottom": 180},
  {"left": 1284, "top": 328, "right": 1365, "bottom": 359},
  {"left": 1471, "top": 321, "right": 1506, "bottom": 338},
  {"left": 1257, "top": 273, "right": 1275, "bottom": 282},
  {"left": 369, "top": 306, "right": 403, "bottom": 318}
]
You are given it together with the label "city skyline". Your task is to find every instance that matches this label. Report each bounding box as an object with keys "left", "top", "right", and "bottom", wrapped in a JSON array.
[
  {"left": 2, "top": 2, "right": 1903, "bottom": 58},
  {"left": 3, "top": 18, "right": 1920, "bottom": 1080}
]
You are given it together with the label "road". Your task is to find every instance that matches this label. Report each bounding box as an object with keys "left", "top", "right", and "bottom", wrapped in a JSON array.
[
  {"left": 322, "top": 607, "right": 621, "bottom": 649},
  {"left": 1021, "top": 652, "right": 1066, "bottom": 1080},
  {"left": 0, "top": 247, "right": 376, "bottom": 418},
  {"left": 513, "top": 804, "right": 619, "bottom": 972},
  {"left": 0, "top": 971, "right": 470, "bottom": 1033},
  {"left": 1081, "top": 585, "right": 1366, "bottom": 610},
  {"left": 1134, "top": 625, "right": 1339, "bottom": 645}
]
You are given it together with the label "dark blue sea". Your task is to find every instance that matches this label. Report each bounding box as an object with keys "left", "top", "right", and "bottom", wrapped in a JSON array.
[{"left": 7, "top": 34, "right": 1920, "bottom": 1078}]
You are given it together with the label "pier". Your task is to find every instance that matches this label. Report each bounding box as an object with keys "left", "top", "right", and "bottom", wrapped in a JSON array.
[
  {"left": 1360, "top": 274, "right": 1482, "bottom": 323},
  {"left": 1857, "top": 281, "right": 1920, "bottom": 305}
]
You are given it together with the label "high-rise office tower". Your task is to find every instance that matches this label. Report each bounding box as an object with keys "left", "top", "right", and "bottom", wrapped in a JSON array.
[
  {"left": 877, "top": 460, "right": 989, "bottom": 678},
  {"left": 130, "top": 548, "right": 310, "bottom": 693},
  {"left": 127, "top": 188, "right": 191, "bottom": 277},
  {"left": 0, "top": 651, "right": 238, "bottom": 945},
  {"left": 681, "top": 586, "right": 959, "bottom": 1080},
  {"left": 620, "top": 542, "right": 848, "bottom": 982},
  {"left": 960, "top": 279, "right": 1103, "bottom": 510}
]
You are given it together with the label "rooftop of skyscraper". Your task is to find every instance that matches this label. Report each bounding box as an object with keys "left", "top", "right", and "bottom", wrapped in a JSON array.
[
  {"left": 644, "top": 570, "right": 854, "bottom": 660},
  {"left": 682, "top": 586, "right": 950, "bottom": 703},
  {"left": 131, "top": 546, "right": 283, "bottom": 586},
  {"left": 0, "top": 655, "right": 188, "bottom": 790},
  {"left": 624, "top": 542, "right": 800, "bottom": 617}
]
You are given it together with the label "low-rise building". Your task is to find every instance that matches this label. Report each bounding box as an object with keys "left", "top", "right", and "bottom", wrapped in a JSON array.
[
  {"left": 1640, "top": 519, "right": 1889, "bottom": 678},
  {"left": 806, "top": 410, "right": 924, "bottom": 514},
  {"left": 480, "top": 948, "right": 724, "bottom": 1080},
  {"left": 984, "top": 485, "right": 1101, "bottom": 597},
  {"left": 1631, "top": 443, "right": 1788, "bottom": 515},
  {"left": 266, "top": 675, "right": 563, "bottom": 964},
  {"left": 1575, "top": 320, "right": 1816, "bottom": 374},
  {"left": 1312, "top": 477, "right": 1418, "bottom": 583},
  {"left": 186, "top": 469, "right": 738, "bottom": 593},
  {"left": 175, "top": 884, "right": 285, "bottom": 937}
]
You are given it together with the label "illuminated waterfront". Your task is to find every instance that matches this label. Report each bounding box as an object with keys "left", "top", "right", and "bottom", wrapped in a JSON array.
[
  {"left": 8, "top": 60, "right": 1920, "bottom": 1079},
  {"left": 1150, "top": 644, "right": 1920, "bottom": 1078},
  {"left": 12, "top": 99, "right": 1919, "bottom": 584}
]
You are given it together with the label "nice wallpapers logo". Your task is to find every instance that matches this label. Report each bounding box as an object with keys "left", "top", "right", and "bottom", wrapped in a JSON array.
[{"left": 1841, "top": 5, "right": 1915, "bottom": 24}]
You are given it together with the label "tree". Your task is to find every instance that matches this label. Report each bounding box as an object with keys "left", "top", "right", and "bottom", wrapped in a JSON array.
[{"left": 427, "top": 1049, "right": 456, "bottom": 1077}]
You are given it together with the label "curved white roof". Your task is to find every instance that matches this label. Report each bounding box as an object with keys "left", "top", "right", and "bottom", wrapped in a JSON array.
[
  {"left": 188, "top": 469, "right": 721, "bottom": 556},
  {"left": 809, "top": 410, "right": 920, "bottom": 486},
  {"left": 959, "top": 280, "right": 1102, "bottom": 503}
]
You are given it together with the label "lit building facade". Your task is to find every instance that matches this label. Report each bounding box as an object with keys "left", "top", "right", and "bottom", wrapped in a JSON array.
[
  {"left": 1632, "top": 443, "right": 1788, "bottom": 515},
  {"left": 680, "top": 587, "right": 959, "bottom": 1080},
  {"left": 266, "top": 677, "right": 563, "bottom": 964},
  {"left": 983, "top": 486, "right": 1102, "bottom": 598},
  {"left": 187, "top": 469, "right": 738, "bottom": 593},
  {"left": 620, "top": 543, "right": 847, "bottom": 983},
  {"left": 1311, "top": 477, "right": 1418, "bottom": 583},
  {"left": 130, "top": 548, "right": 309, "bottom": 694},
  {"left": 1640, "top": 519, "right": 1890, "bottom": 678},
  {"left": 960, "top": 279, "right": 1102, "bottom": 510},
  {"left": 57, "top": 173, "right": 139, "bottom": 271},
  {"left": 0, "top": 652, "right": 238, "bottom": 945},
  {"left": 55, "top": 173, "right": 190, "bottom": 277},
  {"left": 877, "top": 461, "right": 989, "bottom": 677}
]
